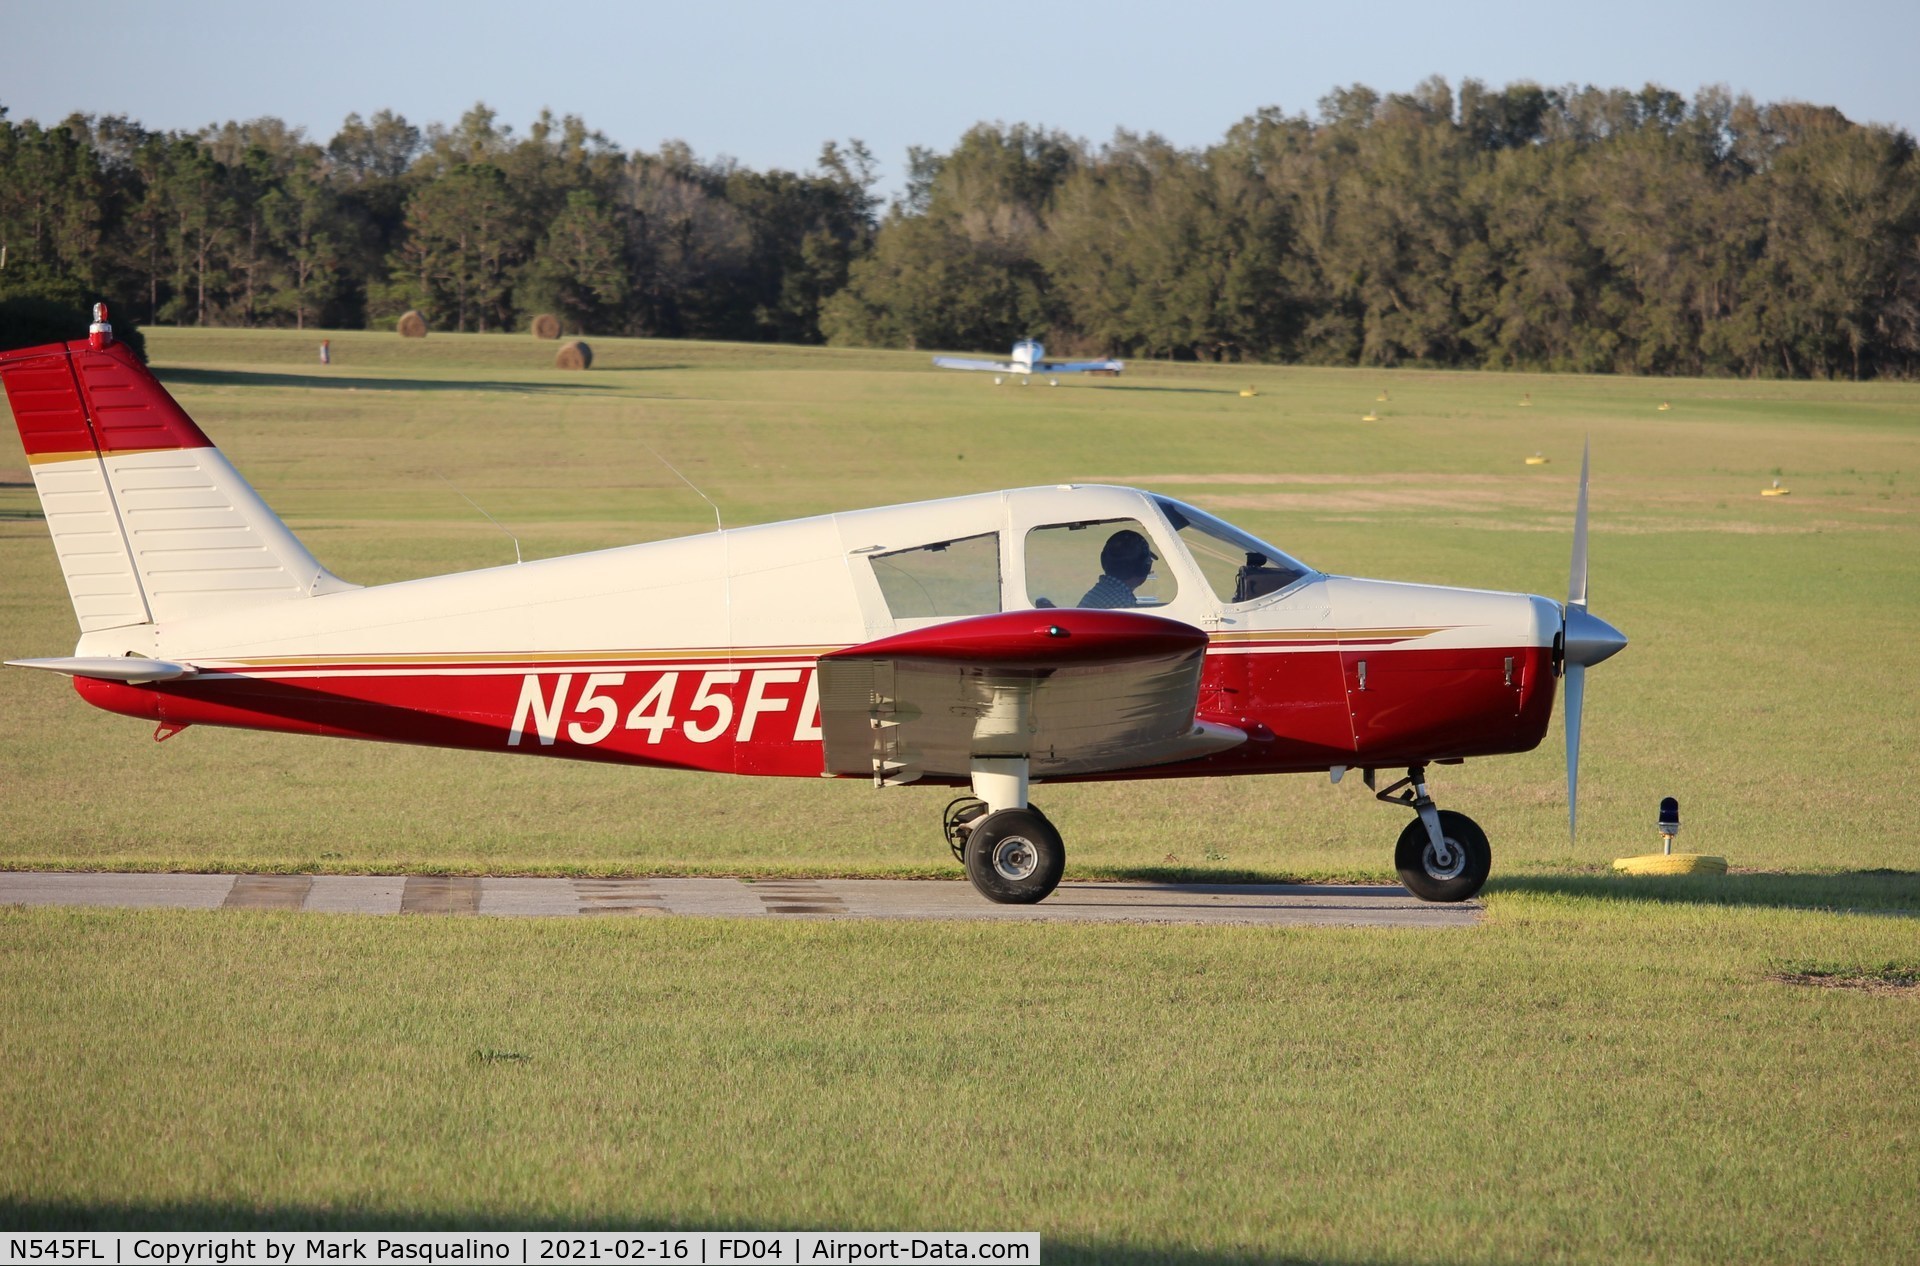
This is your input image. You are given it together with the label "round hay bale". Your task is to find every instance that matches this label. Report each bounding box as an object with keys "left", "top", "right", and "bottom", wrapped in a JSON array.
[
  {"left": 530, "top": 313, "right": 562, "bottom": 340},
  {"left": 554, "top": 339, "right": 593, "bottom": 370},
  {"left": 397, "top": 310, "right": 428, "bottom": 338}
]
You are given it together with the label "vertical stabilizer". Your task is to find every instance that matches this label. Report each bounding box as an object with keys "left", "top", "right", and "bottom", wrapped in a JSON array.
[{"left": 0, "top": 318, "right": 354, "bottom": 632}]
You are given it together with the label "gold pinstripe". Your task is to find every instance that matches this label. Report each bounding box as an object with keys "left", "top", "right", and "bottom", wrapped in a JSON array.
[{"left": 26, "top": 446, "right": 194, "bottom": 466}]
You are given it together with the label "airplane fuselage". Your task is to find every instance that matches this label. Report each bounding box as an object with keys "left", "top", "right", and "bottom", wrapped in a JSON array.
[{"left": 61, "top": 482, "right": 1559, "bottom": 784}]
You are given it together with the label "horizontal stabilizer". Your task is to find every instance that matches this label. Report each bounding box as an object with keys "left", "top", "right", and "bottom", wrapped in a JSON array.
[{"left": 6, "top": 655, "right": 197, "bottom": 683}]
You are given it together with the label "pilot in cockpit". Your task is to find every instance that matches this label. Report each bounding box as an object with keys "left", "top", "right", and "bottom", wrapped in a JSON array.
[{"left": 1077, "top": 530, "right": 1157, "bottom": 608}]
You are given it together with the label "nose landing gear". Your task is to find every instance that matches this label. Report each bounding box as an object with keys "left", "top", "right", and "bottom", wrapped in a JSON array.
[{"left": 1369, "top": 765, "right": 1491, "bottom": 902}]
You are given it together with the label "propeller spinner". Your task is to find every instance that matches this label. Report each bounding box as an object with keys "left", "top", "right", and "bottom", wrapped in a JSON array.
[{"left": 1560, "top": 438, "right": 1628, "bottom": 838}]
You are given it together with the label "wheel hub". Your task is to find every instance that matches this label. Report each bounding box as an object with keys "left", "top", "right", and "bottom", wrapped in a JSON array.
[
  {"left": 1424, "top": 838, "right": 1467, "bottom": 881},
  {"left": 992, "top": 835, "right": 1039, "bottom": 881}
]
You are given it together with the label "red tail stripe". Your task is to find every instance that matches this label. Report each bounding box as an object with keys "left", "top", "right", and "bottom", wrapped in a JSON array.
[
  {"left": 0, "top": 339, "right": 212, "bottom": 458},
  {"left": 73, "top": 339, "right": 213, "bottom": 453},
  {"left": 0, "top": 348, "right": 95, "bottom": 457}
]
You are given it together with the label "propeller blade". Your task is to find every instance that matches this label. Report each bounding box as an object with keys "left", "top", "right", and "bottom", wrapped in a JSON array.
[
  {"left": 1564, "top": 662, "right": 1585, "bottom": 840},
  {"left": 1560, "top": 437, "right": 1619, "bottom": 841},
  {"left": 1569, "top": 435, "right": 1591, "bottom": 611}
]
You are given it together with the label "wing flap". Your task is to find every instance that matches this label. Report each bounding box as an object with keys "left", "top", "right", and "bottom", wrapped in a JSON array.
[{"left": 817, "top": 610, "right": 1243, "bottom": 783}]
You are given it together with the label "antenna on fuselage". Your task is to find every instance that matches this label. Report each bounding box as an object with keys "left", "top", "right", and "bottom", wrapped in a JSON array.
[
  {"left": 643, "top": 441, "right": 724, "bottom": 532},
  {"left": 434, "top": 473, "right": 522, "bottom": 565}
]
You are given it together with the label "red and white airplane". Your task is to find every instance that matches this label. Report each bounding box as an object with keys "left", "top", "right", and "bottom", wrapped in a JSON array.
[
  {"left": 2, "top": 307, "right": 1625, "bottom": 904},
  {"left": 932, "top": 339, "right": 1122, "bottom": 385}
]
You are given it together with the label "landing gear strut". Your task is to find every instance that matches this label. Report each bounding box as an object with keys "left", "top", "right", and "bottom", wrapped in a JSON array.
[
  {"left": 1370, "top": 765, "right": 1491, "bottom": 902},
  {"left": 942, "top": 757, "right": 1065, "bottom": 904}
]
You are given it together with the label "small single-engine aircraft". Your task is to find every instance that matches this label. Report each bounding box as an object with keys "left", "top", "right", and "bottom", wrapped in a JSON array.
[
  {"left": 932, "top": 338, "right": 1122, "bottom": 385},
  {"left": 3, "top": 308, "right": 1626, "bottom": 904}
]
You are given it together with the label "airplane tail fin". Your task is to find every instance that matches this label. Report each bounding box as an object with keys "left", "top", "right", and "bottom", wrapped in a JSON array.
[{"left": 0, "top": 308, "right": 354, "bottom": 633}]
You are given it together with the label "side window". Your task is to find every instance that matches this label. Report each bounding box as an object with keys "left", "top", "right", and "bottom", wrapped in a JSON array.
[
  {"left": 868, "top": 532, "right": 1002, "bottom": 619},
  {"left": 1024, "top": 518, "right": 1177, "bottom": 610}
]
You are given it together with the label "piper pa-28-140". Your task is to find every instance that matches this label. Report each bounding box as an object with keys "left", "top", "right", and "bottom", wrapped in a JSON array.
[
  {"left": 932, "top": 339, "right": 1122, "bottom": 386},
  {"left": 2, "top": 308, "right": 1626, "bottom": 904}
]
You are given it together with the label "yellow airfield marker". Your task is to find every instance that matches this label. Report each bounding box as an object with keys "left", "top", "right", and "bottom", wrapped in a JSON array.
[
  {"left": 1525, "top": 453, "right": 1550, "bottom": 466},
  {"left": 1377, "top": 390, "right": 1390, "bottom": 402},
  {"left": 1240, "top": 387, "right": 1259, "bottom": 397},
  {"left": 1613, "top": 853, "right": 1729, "bottom": 875},
  {"left": 1361, "top": 411, "right": 1379, "bottom": 422},
  {"left": 1519, "top": 392, "right": 1532, "bottom": 406},
  {"left": 1657, "top": 401, "right": 1671, "bottom": 411},
  {"left": 1762, "top": 478, "right": 1790, "bottom": 496}
]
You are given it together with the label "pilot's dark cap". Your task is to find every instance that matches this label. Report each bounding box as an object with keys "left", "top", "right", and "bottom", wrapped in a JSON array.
[{"left": 1102, "top": 529, "right": 1157, "bottom": 575}]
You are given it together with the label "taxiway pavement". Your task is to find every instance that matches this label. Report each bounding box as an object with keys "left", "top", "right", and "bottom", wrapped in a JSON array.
[{"left": 0, "top": 872, "right": 1478, "bottom": 927}]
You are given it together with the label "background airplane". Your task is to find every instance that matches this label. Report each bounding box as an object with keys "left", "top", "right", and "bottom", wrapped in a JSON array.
[
  {"left": 3, "top": 308, "right": 1624, "bottom": 906},
  {"left": 932, "top": 338, "right": 1122, "bottom": 385}
]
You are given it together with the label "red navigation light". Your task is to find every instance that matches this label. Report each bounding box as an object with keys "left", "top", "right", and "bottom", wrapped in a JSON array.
[{"left": 88, "top": 301, "right": 114, "bottom": 350}]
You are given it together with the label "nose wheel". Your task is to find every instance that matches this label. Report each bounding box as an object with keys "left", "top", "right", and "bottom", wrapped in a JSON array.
[
  {"left": 1393, "top": 810, "right": 1490, "bottom": 902},
  {"left": 1370, "top": 765, "right": 1491, "bottom": 902}
]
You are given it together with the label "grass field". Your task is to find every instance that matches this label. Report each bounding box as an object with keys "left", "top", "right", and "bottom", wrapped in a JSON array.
[
  {"left": 3, "top": 327, "right": 1917, "bottom": 880},
  {"left": 2, "top": 900, "right": 1916, "bottom": 1261},
  {"left": 2, "top": 328, "right": 1917, "bottom": 1256}
]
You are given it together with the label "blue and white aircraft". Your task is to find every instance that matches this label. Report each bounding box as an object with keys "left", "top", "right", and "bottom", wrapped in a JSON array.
[{"left": 932, "top": 339, "right": 1122, "bottom": 385}]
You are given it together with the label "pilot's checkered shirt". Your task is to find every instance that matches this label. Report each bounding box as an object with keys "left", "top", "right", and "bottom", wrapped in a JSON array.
[{"left": 1077, "top": 574, "right": 1139, "bottom": 609}]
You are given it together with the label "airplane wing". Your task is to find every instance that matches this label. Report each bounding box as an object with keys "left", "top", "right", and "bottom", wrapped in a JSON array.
[
  {"left": 1037, "top": 359, "right": 1124, "bottom": 374},
  {"left": 816, "top": 609, "right": 1244, "bottom": 785},
  {"left": 931, "top": 356, "right": 1016, "bottom": 373}
]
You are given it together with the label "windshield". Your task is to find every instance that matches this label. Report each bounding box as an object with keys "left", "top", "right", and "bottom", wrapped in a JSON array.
[{"left": 1153, "top": 496, "right": 1315, "bottom": 605}]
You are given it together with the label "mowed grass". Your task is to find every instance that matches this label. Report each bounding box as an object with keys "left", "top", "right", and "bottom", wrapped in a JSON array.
[
  {"left": 2, "top": 326, "right": 1917, "bottom": 882},
  {"left": 3, "top": 898, "right": 1917, "bottom": 1262},
  {"left": 3, "top": 330, "right": 1919, "bottom": 1255}
]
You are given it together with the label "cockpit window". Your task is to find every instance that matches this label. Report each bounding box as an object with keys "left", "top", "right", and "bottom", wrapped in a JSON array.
[
  {"left": 1153, "top": 496, "right": 1314, "bottom": 605},
  {"left": 1025, "top": 518, "right": 1177, "bottom": 610}
]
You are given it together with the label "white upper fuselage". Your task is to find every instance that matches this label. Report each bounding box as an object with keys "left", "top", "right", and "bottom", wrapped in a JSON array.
[{"left": 66, "top": 482, "right": 1551, "bottom": 671}]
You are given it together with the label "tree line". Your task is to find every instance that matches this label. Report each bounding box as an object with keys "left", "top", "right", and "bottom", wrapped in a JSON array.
[
  {"left": 4, "top": 79, "right": 1918, "bottom": 378},
  {"left": 0, "top": 104, "right": 879, "bottom": 345}
]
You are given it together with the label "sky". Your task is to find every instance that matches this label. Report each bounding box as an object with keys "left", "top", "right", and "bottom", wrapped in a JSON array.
[{"left": 4, "top": 0, "right": 1917, "bottom": 201}]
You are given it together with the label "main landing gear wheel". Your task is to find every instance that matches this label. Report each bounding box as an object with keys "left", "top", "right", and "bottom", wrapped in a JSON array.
[
  {"left": 963, "top": 807, "right": 1065, "bottom": 904},
  {"left": 1395, "top": 809, "right": 1491, "bottom": 903}
]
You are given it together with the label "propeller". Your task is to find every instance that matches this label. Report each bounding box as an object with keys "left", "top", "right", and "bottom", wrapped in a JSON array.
[{"left": 1560, "top": 437, "right": 1628, "bottom": 838}]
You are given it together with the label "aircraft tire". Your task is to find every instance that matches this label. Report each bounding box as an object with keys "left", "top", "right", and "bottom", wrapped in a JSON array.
[
  {"left": 1395, "top": 810, "right": 1491, "bottom": 902},
  {"left": 965, "top": 808, "right": 1065, "bottom": 904}
]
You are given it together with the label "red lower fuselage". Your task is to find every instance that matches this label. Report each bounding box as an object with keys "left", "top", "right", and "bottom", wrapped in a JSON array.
[{"left": 73, "top": 637, "right": 1557, "bottom": 781}]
